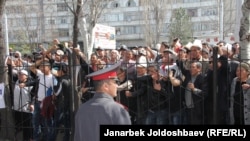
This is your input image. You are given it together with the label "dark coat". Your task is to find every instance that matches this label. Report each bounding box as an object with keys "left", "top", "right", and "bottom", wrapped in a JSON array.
[{"left": 182, "top": 72, "right": 208, "bottom": 124}]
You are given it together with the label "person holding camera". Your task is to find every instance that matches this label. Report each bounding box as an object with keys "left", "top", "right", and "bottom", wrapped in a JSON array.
[{"left": 159, "top": 49, "right": 185, "bottom": 125}]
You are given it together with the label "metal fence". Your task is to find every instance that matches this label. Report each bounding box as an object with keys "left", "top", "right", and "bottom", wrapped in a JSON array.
[{"left": 0, "top": 50, "right": 247, "bottom": 140}]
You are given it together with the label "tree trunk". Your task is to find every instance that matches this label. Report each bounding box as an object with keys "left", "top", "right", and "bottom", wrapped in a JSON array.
[
  {"left": 240, "top": 0, "right": 250, "bottom": 63},
  {"left": 0, "top": 0, "right": 15, "bottom": 140},
  {"left": 70, "top": 1, "right": 82, "bottom": 140},
  {"left": 0, "top": 0, "right": 6, "bottom": 82}
]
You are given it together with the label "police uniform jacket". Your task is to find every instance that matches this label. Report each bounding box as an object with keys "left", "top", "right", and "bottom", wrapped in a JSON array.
[{"left": 74, "top": 92, "right": 131, "bottom": 141}]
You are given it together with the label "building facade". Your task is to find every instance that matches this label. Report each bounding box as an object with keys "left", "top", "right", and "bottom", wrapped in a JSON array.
[{"left": 4, "top": 0, "right": 243, "bottom": 49}]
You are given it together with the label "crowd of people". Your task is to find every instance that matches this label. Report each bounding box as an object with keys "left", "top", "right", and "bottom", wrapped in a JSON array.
[{"left": 4, "top": 37, "right": 250, "bottom": 141}]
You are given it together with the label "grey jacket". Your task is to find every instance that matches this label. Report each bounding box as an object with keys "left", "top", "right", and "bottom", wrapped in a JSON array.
[{"left": 74, "top": 92, "right": 131, "bottom": 141}]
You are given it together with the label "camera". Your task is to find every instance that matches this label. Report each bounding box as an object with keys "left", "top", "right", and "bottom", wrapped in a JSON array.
[
  {"left": 166, "top": 69, "right": 176, "bottom": 76},
  {"left": 165, "top": 64, "right": 178, "bottom": 77}
]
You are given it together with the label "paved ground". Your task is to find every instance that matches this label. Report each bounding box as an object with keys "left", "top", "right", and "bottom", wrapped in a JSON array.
[
  {"left": 0, "top": 130, "right": 67, "bottom": 141},
  {"left": 14, "top": 130, "right": 65, "bottom": 141}
]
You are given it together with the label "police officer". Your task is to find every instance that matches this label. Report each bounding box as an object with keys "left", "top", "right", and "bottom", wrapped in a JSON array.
[{"left": 74, "top": 62, "right": 131, "bottom": 141}]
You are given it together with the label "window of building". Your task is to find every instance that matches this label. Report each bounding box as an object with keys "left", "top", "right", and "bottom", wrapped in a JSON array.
[
  {"left": 99, "top": 15, "right": 106, "bottom": 22},
  {"left": 116, "top": 27, "right": 121, "bottom": 35},
  {"left": 30, "top": 6, "right": 38, "bottom": 12},
  {"left": 111, "top": 2, "right": 120, "bottom": 8},
  {"left": 57, "top": 3, "right": 68, "bottom": 11},
  {"left": 192, "top": 22, "right": 201, "bottom": 31},
  {"left": 11, "top": 32, "right": 17, "bottom": 40},
  {"left": 6, "top": 6, "right": 14, "bottom": 14},
  {"left": 201, "top": 23, "right": 213, "bottom": 31},
  {"left": 59, "top": 29, "right": 69, "bottom": 37},
  {"left": 127, "top": 0, "right": 136, "bottom": 7},
  {"left": 171, "top": 9, "right": 178, "bottom": 18},
  {"left": 134, "top": 26, "right": 141, "bottom": 34},
  {"left": 7, "top": 6, "right": 22, "bottom": 14},
  {"left": 201, "top": 8, "right": 218, "bottom": 16},
  {"left": 50, "top": 31, "right": 58, "bottom": 37},
  {"left": 8, "top": 32, "right": 14, "bottom": 40},
  {"left": 173, "top": 0, "right": 184, "bottom": 3},
  {"left": 30, "top": 18, "right": 38, "bottom": 26},
  {"left": 187, "top": 8, "right": 198, "bottom": 17},
  {"left": 183, "top": 0, "right": 200, "bottom": 3},
  {"left": 106, "top": 14, "right": 119, "bottom": 22},
  {"left": 17, "top": 19, "right": 25, "bottom": 26},
  {"left": 48, "top": 19, "right": 56, "bottom": 25},
  {"left": 162, "top": 23, "right": 170, "bottom": 33},
  {"left": 124, "top": 12, "right": 143, "bottom": 21},
  {"left": 29, "top": 30, "right": 38, "bottom": 38},
  {"left": 121, "top": 25, "right": 141, "bottom": 35},
  {"left": 60, "top": 17, "right": 67, "bottom": 24},
  {"left": 8, "top": 19, "right": 16, "bottom": 27}
]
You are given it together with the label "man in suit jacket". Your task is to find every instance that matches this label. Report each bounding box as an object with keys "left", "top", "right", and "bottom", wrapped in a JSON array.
[{"left": 182, "top": 61, "right": 208, "bottom": 124}]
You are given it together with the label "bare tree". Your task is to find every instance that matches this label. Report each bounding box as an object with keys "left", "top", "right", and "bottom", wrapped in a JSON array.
[
  {"left": 141, "top": 0, "right": 170, "bottom": 47},
  {"left": 63, "top": 0, "right": 112, "bottom": 109},
  {"left": 6, "top": 2, "right": 44, "bottom": 51},
  {"left": 63, "top": 1, "right": 112, "bottom": 139},
  {"left": 67, "top": 0, "right": 85, "bottom": 48},
  {"left": 79, "top": 0, "right": 112, "bottom": 60},
  {"left": 223, "top": 0, "right": 238, "bottom": 42}
]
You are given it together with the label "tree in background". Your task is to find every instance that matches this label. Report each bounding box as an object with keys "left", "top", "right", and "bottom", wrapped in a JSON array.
[
  {"left": 169, "top": 7, "right": 193, "bottom": 45},
  {"left": 5, "top": 2, "right": 41, "bottom": 51},
  {"left": 79, "top": 0, "right": 112, "bottom": 60},
  {"left": 64, "top": 0, "right": 83, "bottom": 49},
  {"left": 141, "top": 0, "right": 170, "bottom": 47},
  {"left": 63, "top": 0, "right": 112, "bottom": 59}
]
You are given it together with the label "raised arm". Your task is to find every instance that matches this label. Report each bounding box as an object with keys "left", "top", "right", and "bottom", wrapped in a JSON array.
[{"left": 29, "top": 59, "right": 44, "bottom": 75}]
